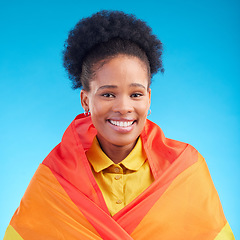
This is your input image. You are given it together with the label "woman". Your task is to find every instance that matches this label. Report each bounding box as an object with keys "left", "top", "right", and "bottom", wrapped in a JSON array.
[{"left": 4, "top": 10, "right": 234, "bottom": 239}]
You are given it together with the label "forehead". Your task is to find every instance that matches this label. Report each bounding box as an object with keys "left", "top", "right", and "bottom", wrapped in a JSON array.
[{"left": 91, "top": 55, "right": 150, "bottom": 88}]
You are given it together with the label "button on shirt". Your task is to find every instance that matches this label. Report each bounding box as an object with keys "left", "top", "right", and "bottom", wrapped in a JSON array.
[{"left": 86, "top": 137, "right": 154, "bottom": 216}]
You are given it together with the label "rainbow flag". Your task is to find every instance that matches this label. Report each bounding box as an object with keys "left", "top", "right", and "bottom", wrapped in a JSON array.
[{"left": 4, "top": 114, "right": 235, "bottom": 239}]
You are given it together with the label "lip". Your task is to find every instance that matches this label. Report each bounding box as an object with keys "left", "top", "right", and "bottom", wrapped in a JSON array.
[{"left": 107, "top": 118, "right": 136, "bottom": 133}]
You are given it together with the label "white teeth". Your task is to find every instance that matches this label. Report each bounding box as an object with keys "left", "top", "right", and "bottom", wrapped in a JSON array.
[{"left": 109, "top": 120, "right": 134, "bottom": 127}]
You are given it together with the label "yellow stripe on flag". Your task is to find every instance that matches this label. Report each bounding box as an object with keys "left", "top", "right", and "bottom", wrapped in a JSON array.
[
  {"left": 214, "top": 222, "right": 235, "bottom": 240},
  {"left": 4, "top": 225, "right": 23, "bottom": 240}
]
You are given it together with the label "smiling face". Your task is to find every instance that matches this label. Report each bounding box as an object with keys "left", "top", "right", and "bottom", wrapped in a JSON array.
[{"left": 81, "top": 54, "right": 151, "bottom": 154}]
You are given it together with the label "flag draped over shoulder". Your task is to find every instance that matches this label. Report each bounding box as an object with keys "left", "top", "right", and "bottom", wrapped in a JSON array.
[{"left": 4, "top": 114, "right": 235, "bottom": 239}]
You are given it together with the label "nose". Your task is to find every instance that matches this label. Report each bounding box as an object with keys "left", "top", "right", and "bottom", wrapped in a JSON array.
[{"left": 112, "top": 95, "right": 133, "bottom": 115}]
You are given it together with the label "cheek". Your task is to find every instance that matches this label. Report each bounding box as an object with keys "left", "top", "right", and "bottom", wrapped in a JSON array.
[
  {"left": 89, "top": 99, "right": 109, "bottom": 117},
  {"left": 137, "top": 102, "right": 149, "bottom": 115},
  {"left": 137, "top": 103, "right": 150, "bottom": 124}
]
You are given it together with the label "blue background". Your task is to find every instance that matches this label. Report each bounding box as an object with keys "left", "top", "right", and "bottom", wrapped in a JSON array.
[{"left": 0, "top": 0, "right": 239, "bottom": 238}]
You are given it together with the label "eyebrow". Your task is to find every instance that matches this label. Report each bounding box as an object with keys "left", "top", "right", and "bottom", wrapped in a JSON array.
[
  {"left": 129, "top": 83, "right": 146, "bottom": 89},
  {"left": 97, "top": 85, "right": 118, "bottom": 91},
  {"left": 97, "top": 83, "right": 146, "bottom": 91}
]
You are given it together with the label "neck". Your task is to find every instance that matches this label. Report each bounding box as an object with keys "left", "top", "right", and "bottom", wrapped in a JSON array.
[{"left": 97, "top": 137, "right": 138, "bottom": 164}]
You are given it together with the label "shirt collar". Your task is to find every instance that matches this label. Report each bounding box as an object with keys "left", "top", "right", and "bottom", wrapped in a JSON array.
[
  {"left": 121, "top": 137, "right": 147, "bottom": 171},
  {"left": 86, "top": 137, "right": 113, "bottom": 173},
  {"left": 86, "top": 137, "right": 147, "bottom": 173}
]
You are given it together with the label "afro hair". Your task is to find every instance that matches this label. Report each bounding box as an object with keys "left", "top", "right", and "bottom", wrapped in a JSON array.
[{"left": 63, "top": 10, "right": 164, "bottom": 90}]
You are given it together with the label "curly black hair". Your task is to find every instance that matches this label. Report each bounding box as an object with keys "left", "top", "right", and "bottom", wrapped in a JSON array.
[{"left": 63, "top": 10, "right": 164, "bottom": 91}]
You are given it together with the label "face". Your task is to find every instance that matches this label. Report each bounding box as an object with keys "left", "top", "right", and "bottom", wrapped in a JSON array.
[{"left": 81, "top": 55, "right": 151, "bottom": 151}]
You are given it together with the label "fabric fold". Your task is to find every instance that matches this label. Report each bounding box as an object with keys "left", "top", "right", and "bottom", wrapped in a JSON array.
[{"left": 4, "top": 114, "right": 234, "bottom": 239}]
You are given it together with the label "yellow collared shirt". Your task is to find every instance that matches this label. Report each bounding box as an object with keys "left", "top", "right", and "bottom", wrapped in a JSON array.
[{"left": 86, "top": 137, "right": 154, "bottom": 216}]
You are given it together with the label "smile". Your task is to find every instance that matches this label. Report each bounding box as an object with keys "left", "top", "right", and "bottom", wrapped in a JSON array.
[{"left": 108, "top": 120, "right": 135, "bottom": 127}]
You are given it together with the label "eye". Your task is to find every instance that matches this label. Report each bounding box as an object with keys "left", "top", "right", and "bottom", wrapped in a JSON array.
[
  {"left": 102, "top": 93, "right": 115, "bottom": 98},
  {"left": 131, "top": 93, "right": 143, "bottom": 98}
]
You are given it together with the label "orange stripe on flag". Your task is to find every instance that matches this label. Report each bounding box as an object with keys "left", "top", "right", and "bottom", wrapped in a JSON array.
[
  {"left": 131, "top": 153, "right": 227, "bottom": 239},
  {"left": 10, "top": 164, "right": 101, "bottom": 239}
]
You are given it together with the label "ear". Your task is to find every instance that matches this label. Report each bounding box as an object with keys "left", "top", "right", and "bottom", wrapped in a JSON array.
[
  {"left": 80, "top": 90, "right": 90, "bottom": 112},
  {"left": 148, "top": 88, "right": 151, "bottom": 107}
]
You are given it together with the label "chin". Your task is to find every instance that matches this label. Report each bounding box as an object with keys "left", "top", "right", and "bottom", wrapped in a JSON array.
[{"left": 110, "top": 136, "right": 139, "bottom": 147}]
